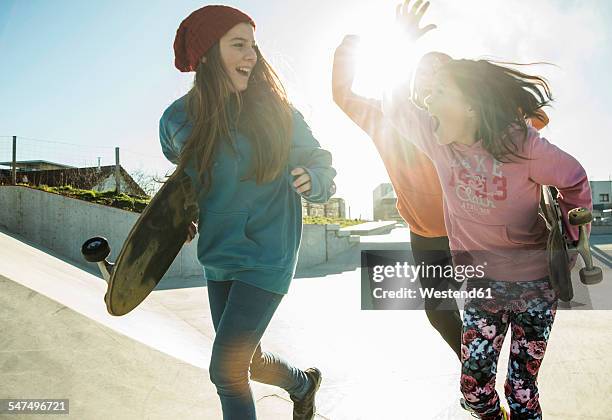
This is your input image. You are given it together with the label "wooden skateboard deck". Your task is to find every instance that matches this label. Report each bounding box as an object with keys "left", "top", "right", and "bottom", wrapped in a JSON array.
[
  {"left": 540, "top": 185, "right": 573, "bottom": 301},
  {"left": 105, "top": 170, "right": 198, "bottom": 315}
]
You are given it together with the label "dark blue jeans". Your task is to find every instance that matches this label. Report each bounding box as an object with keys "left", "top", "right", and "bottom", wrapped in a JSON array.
[{"left": 207, "top": 280, "right": 311, "bottom": 420}]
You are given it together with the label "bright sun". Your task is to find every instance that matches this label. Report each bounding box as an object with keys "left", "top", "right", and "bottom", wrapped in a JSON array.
[{"left": 351, "top": 25, "right": 423, "bottom": 100}]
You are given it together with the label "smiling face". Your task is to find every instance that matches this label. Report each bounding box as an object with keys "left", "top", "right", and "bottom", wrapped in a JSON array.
[
  {"left": 218, "top": 22, "right": 257, "bottom": 92},
  {"left": 425, "top": 70, "right": 478, "bottom": 145}
]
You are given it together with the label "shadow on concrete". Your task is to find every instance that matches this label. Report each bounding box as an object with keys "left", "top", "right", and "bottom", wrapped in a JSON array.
[
  {"left": 0, "top": 226, "right": 98, "bottom": 274},
  {"left": 295, "top": 240, "right": 413, "bottom": 279},
  {"left": 0, "top": 226, "right": 209, "bottom": 292}
]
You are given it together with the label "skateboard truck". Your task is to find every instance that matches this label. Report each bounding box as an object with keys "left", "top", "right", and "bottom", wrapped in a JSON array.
[
  {"left": 81, "top": 237, "right": 114, "bottom": 283},
  {"left": 568, "top": 208, "right": 603, "bottom": 285}
]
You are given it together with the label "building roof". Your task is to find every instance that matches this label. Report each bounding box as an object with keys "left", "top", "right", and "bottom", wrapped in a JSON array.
[
  {"left": 0, "top": 165, "right": 146, "bottom": 196},
  {"left": 0, "top": 160, "right": 75, "bottom": 170}
]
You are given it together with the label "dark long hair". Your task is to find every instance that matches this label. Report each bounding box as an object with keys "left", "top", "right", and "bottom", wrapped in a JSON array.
[
  {"left": 174, "top": 43, "right": 293, "bottom": 191},
  {"left": 438, "top": 59, "right": 552, "bottom": 162}
]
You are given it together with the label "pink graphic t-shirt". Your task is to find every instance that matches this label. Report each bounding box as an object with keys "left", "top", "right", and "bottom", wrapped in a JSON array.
[{"left": 383, "top": 95, "right": 592, "bottom": 282}]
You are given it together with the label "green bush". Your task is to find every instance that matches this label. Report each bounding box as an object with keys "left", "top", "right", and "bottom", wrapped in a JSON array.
[{"left": 80, "top": 190, "right": 97, "bottom": 200}]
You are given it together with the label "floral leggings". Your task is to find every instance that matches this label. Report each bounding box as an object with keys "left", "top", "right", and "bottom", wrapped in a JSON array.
[{"left": 460, "top": 278, "right": 558, "bottom": 420}]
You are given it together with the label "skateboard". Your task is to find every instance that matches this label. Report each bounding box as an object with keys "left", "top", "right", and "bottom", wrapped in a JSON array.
[
  {"left": 539, "top": 185, "right": 602, "bottom": 302},
  {"left": 81, "top": 170, "right": 198, "bottom": 316}
]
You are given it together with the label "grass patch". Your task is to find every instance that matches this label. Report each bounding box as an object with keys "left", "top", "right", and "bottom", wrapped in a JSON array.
[
  {"left": 17, "top": 183, "right": 150, "bottom": 212},
  {"left": 303, "top": 216, "right": 367, "bottom": 227}
]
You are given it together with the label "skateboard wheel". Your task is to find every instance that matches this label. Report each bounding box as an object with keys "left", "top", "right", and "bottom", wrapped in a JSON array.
[
  {"left": 568, "top": 208, "right": 592, "bottom": 226},
  {"left": 579, "top": 266, "right": 603, "bottom": 285},
  {"left": 81, "top": 237, "right": 111, "bottom": 263}
]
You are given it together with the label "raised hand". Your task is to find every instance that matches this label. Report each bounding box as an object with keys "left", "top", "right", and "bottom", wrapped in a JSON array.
[
  {"left": 334, "top": 34, "right": 361, "bottom": 60},
  {"left": 332, "top": 35, "right": 361, "bottom": 103},
  {"left": 396, "top": 0, "right": 437, "bottom": 41}
]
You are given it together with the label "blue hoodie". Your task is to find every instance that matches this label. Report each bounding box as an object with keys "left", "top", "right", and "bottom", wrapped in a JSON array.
[{"left": 159, "top": 95, "right": 336, "bottom": 294}]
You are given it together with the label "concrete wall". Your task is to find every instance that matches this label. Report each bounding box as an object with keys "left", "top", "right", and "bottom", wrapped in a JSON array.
[
  {"left": 0, "top": 186, "right": 356, "bottom": 278},
  {"left": 296, "top": 224, "right": 326, "bottom": 269}
]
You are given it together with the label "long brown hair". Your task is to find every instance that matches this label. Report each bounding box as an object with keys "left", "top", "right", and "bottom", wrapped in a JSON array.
[
  {"left": 438, "top": 59, "right": 552, "bottom": 162},
  {"left": 174, "top": 43, "right": 293, "bottom": 191}
]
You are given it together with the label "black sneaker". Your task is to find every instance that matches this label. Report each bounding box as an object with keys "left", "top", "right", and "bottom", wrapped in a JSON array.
[{"left": 290, "top": 367, "right": 322, "bottom": 420}]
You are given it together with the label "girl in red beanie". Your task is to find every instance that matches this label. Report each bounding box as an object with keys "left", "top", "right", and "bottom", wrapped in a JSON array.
[{"left": 160, "top": 5, "right": 336, "bottom": 420}]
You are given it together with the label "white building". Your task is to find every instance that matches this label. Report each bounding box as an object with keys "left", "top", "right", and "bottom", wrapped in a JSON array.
[
  {"left": 373, "top": 183, "right": 402, "bottom": 222},
  {"left": 591, "top": 180, "right": 611, "bottom": 207},
  {"left": 590, "top": 180, "right": 612, "bottom": 223}
]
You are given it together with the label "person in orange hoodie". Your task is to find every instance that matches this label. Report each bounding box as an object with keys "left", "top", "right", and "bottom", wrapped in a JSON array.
[
  {"left": 333, "top": 38, "right": 463, "bottom": 360},
  {"left": 331, "top": 38, "right": 548, "bottom": 362}
]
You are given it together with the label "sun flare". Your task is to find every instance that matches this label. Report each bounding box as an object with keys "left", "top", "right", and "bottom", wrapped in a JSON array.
[{"left": 352, "top": 25, "right": 421, "bottom": 100}]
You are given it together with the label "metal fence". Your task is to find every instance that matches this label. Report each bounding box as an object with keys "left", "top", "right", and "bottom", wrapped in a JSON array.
[{"left": 0, "top": 136, "right": 174, "bottom": 196}]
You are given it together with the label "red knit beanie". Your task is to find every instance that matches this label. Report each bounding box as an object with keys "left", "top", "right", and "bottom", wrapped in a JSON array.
[{"left": 174, "top": 5, "right": 256, "bottom": 72}]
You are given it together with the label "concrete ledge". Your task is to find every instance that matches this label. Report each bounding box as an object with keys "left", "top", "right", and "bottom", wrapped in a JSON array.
[
  {"left": 0, "top": 186, "right": 200, "bottom": 281},
  {"left": 339, "top": 221, "right": 397, "bottom": 236},
  {"left": 0, "top": 186, "right": 357, "bottom": 275}
]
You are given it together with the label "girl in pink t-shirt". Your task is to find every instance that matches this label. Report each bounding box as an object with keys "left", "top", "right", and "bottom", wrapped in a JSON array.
[{"left": 383, "top": 1, "right": 592, "bottom": 418}]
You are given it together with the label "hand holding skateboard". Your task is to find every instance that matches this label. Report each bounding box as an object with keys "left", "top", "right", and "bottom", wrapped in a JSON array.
[
  {"left": 81, "top": 170, "right": 198, "bottom": 316},
  {"left": 541, "top": 186, "right": 602, "bottom": 302},
  {"left": 185, "top": 221, "right": 198, "bottom": 244}
]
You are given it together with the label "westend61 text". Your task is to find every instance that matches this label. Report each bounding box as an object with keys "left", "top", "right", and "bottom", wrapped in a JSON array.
[{"left": 372, "top": 287, "right": 493, "bottom": 300}]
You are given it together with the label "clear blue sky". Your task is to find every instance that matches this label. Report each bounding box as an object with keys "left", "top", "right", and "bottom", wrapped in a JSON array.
[{"left": 1, "top": 0, "right": 611, "bottom": 219}]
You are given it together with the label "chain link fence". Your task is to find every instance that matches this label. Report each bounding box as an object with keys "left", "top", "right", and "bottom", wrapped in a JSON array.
[{"left": 0, "top": 136, "right": 175, "bottom": 197}]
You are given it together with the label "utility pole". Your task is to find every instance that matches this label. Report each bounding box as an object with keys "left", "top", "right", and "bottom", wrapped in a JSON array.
[
  {"left": 11, "top": 136, "right": 16, "bottom": 185},
  {"left": 115, "top": 147, "right": 121, "bottom": 193}
]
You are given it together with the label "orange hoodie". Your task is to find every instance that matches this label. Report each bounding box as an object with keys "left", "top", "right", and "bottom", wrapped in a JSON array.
[{"left": 334, "top": 94, "right": 447, "bottom": 237}]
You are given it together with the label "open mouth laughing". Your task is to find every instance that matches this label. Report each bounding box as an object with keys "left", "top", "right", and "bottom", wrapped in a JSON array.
[{"left": 236, "top": 66, "right": 252, "bottom": 78}]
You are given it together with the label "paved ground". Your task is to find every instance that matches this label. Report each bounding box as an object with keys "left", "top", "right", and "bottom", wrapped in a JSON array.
[{"left": 1, "top": 227, "right": 611, "bottom": 419}]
